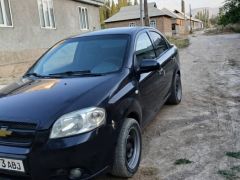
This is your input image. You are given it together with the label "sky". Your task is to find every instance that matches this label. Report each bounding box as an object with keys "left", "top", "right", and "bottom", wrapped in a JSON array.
[{"left": 148, "top": 0, "right": 225, "bottom": 12}]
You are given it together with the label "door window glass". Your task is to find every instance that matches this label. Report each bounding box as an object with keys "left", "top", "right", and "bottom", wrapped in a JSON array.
[
  {"left": 150, "top": 32, "right": 168, "bottom": 57},
  {"left": 135, "top": 33, "right": 155, "bottom": 62}
]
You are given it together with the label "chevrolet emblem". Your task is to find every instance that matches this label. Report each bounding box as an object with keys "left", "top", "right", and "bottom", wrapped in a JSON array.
[{"left": 0, "top": 127, "right": 12, "bottom": 137}]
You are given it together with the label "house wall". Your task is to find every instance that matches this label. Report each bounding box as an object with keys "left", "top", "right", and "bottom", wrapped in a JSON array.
[
  {"left": 0, "top": 0, "right": 101, "bottom": 79},
  {"left": 158, "top": 16, "right": 172, "bottom": 36},
  {"left": 105, "top": 16, "right": 172, "bottom": 36}
]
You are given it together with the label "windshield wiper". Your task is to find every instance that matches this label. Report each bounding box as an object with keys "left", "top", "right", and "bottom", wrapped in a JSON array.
[
  {"left": 48, "top": 70, "right": 103, "bottom": 77},
  {"left": 24, "top": 72, "right": 44, "bottom": 77}
]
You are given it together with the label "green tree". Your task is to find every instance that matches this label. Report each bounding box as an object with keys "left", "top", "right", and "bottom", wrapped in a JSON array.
[
  {"left": 111, "top": 0, "right": 117, "bottom": 15},
  {"left": 134, "top": 0, "right": 138, "bottom": 5},
  {"left": 127, "top": 0, "right": 133, "bottom": 6},
  {"left": 195, "top": 8, "right": 210, "bottom": 28},
  {"left": 99, "top": 0, "right": 135, "bottom": 28},
  {"left": 218, "top": 0, "right": 240, "bottom": 25}
]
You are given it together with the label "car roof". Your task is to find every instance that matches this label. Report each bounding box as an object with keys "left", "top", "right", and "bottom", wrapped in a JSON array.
[{"left": 72, "top": 27, "right": 154, "bottom": 38}]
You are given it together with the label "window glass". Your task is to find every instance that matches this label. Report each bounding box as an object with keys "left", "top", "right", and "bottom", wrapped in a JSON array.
[
  {"left": 79, "top": 7, "right": 89, "bottom": 30},
  {"left": 38, "top": 0, "right": 55, "bottom": 28},
  {"left": 150, "top": 32, "right": 168, "bottom": 57},
  {"left": 0, "top": 0, "right": 12, "bottom": 26},
  {"left": 135, "top": 33, "right": 155, "bottom": 62},
  {"left": 0, "top": 2, "right": 3, "bottom": 24},
  {"left": 3, "top": 0, "right": 11, "bottom": 25},
  {"left": 129, "top": 22, "right": 136, "bottom": 27},
  {"left": 150, "top": 20, "right": 156, "bottom": 28},
  {"left": 31, "top": 35, "right": 129, "bottom": 75},
  {"left": 85, "top": 8, "right": 89, "bottom": 29}
]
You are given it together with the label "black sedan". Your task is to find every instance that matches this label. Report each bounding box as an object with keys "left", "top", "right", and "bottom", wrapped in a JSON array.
[{"left": 0, "top": 27, "right": 182, "bottom": 180}]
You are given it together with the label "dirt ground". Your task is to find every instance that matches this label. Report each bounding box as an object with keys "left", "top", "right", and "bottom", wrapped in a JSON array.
[
  {"left": 98, "top": 33, "right": 240, "bottom": 180},
  {"left": 0, "top": 32, "right": 240, "bottom": 180}
]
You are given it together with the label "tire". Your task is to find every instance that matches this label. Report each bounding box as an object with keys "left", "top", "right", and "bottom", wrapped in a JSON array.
[
  {"left": 167, "top": 73, "right": 182, "bottom": 105},
  {"left": 111, "top": 118, "right": 142, "bottom": 178}
]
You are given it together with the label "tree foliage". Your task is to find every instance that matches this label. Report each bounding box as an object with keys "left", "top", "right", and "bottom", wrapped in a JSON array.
[
  {"left": 195, "top": 9, "right": 210, "bottom": 28},
  {"left": 99, "top": 0, "right": 136, "bottom": 28},
  {"left": 134, "top": 0, "right": 138, "bottom": 5},
  {"left": 218, "top": 0, "right": 240, "bottom": 25}
]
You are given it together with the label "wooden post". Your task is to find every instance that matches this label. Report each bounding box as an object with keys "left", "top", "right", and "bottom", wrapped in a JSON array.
[
  {"left": 189, "top": 4, "right": 192, "bottom": 33},
  {"left": 144, "top": 0, "right": 149, "bottom": 26},
  {"left": 140, "top": 0, "right": 144, "bottom": 26}
]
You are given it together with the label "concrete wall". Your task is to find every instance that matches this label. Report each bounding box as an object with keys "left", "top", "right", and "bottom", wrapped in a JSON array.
[
  {"left": 0, "top": 0, "right": 101, "bottom": 79},
  {"left": 105, "top": 16, "right": 173, "bottom": 36}
]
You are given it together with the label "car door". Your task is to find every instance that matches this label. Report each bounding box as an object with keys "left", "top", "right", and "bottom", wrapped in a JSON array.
[
  {"left": 148, "top": 31, "right": 175, "bottom": 101},
  {"left": 135, "top": 32, "right": 163, "bottom": 125}
]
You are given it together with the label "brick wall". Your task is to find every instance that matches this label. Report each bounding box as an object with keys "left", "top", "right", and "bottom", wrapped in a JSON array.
[{"left": 105, "top": 16, "right": 173, "bottom": 36}]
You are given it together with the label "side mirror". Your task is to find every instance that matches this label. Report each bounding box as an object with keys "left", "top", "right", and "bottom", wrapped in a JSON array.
[{"left": 138, "top": 59, "right": 161, "bottom": 74}]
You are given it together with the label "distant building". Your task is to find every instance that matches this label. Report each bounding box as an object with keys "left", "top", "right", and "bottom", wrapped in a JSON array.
[
  {"left": 104, "top": 3, "right": 175, "bottom": 36},
  {"left": 161, "top": 8, "right": 186, "bottom": 35},
  {"left": 104, "top": 3, "right": 203, "bottom": 37},
  {"left": 174, "top": 10, "right": 203, "bottom": 31}
]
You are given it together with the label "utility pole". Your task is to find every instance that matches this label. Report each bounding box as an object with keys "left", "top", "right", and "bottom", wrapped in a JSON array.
[
  {"left": 140, "top": 0, "right": 144, "bottom": 26},
  {"left": 182, "top": 0, "right": 188, "bottom": 34},
  {"left": 189, "top": 4, "right": 192, "bottom": 33},
  {"left": 144, "top": 0, "right": 149, "bottom": 26}
]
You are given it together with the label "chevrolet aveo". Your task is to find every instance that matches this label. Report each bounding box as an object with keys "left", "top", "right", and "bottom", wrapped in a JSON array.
[{"left": 0, "top": 27, "right": 182, "bottom": 180}]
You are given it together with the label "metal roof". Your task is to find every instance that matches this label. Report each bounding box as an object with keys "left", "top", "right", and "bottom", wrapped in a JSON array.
[
  {"left": 104, "top": 3, "right": 175, "bottom": 23},
  {"left": 173, "top": 10, "right": 203, "bottom": 22},
  {"left": 161, "top": 8, "right": 184, "bottom": 20}
]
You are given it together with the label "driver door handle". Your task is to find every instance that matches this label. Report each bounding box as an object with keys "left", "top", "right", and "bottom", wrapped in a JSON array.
[{"left": 158, "top": 68, "right": 165, "bottom": 76}]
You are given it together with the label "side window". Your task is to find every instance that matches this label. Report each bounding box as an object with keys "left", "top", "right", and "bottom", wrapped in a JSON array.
[
  {"left": 150, "top": 32, "right": 168, "bottom": 57},
  {"left": 135, "top": 33, "right": 155, "bottom": 62}
]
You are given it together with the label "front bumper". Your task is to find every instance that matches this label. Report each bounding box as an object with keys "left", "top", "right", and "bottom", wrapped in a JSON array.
[{"left": 0, "top": 125, "right": 115, "bottom": 180}]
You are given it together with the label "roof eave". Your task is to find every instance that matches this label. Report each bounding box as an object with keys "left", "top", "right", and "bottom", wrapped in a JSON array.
[
  {"left": 105, "top": 15, "right": 170, "bottom": 23},
  {"left": 72, "top": 0, "right": 104, "bottom": 6}
]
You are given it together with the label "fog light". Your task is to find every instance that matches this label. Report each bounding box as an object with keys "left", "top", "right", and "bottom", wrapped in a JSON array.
[{"left": 69, "top": 168, "right": 82, "bottom": 179}]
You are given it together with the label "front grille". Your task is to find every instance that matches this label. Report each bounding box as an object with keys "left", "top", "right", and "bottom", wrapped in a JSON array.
[{"left": 0, "top": 121, "right": 36, "bottom": 147}]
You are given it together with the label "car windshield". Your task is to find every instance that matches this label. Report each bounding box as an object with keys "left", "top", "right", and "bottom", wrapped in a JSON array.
[{"left": 28, "top": 35, "right": 129, "bottom": 77}]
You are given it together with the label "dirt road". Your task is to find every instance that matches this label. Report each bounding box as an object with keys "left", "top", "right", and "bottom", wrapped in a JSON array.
[{"left": 99, "top": 33, "right": 240, "bottom": 180}]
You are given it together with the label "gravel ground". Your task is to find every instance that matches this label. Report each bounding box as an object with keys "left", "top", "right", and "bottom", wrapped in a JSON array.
[
  {"left": 0, "top": 33, "right": 239, "bottom": 180},
  {"left": 98, "top": 33, "right": 240, "bottom": 180}
]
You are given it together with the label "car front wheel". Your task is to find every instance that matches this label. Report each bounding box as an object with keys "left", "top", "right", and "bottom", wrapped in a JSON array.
[{"left": 111, "top": 118, "right": 142, "bottom": 178}]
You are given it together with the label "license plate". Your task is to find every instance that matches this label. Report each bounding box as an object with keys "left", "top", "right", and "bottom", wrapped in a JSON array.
[{"left": 0, "top": 157, "right": 25, "bottom": 172}]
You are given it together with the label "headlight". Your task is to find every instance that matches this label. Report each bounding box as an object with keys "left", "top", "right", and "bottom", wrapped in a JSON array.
[{"left": 50, "top": 107, "right": 106, "bottom": 139}]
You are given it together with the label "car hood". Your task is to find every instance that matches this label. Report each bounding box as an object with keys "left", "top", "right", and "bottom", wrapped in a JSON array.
[{"left": 0, "top": 74, "right": 119, "bottom": 130}]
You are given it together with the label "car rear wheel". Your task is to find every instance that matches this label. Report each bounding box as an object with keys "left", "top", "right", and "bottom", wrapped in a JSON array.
[
  {"left": 167, "top": 73, "right": 182, "bottom": 105},
  {"left": 111, "top": 118, "right": 142, "bottom": 178}
]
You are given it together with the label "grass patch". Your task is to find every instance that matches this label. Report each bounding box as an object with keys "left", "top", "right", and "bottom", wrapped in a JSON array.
[
  {"left": 231, "top": 165, "right": 240, "bottom": 172},
  {"left": 174, "top": 159, "right": 192, "bottom": 165},
  {"left": 218, "top": 170, "right": 239, "bottom": 180},
  {"left": 226, "top": 152, "right": 240, "bottom": 159},
  {"left": 204, "top": 24, "right": 240, "bottom": 35},
  {"left": 167, "top": 36, "right": 190, "bottom": 49}
]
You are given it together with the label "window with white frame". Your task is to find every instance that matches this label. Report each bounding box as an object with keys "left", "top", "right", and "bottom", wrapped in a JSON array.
[
  {"left": 79, "top": 7, "right": 89, "bottom": 30},
  {"left": 37, "top": 0, "right": 55, "bottom": 29},
  {"left": 150, "top": 20, "right": 156, "bottom": 28},
  {"left": 0, "top": 0, "right": 13, "bottom": 27},
  {"left": 129, "top": 22, "right": 136, "bottom": 27}
]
